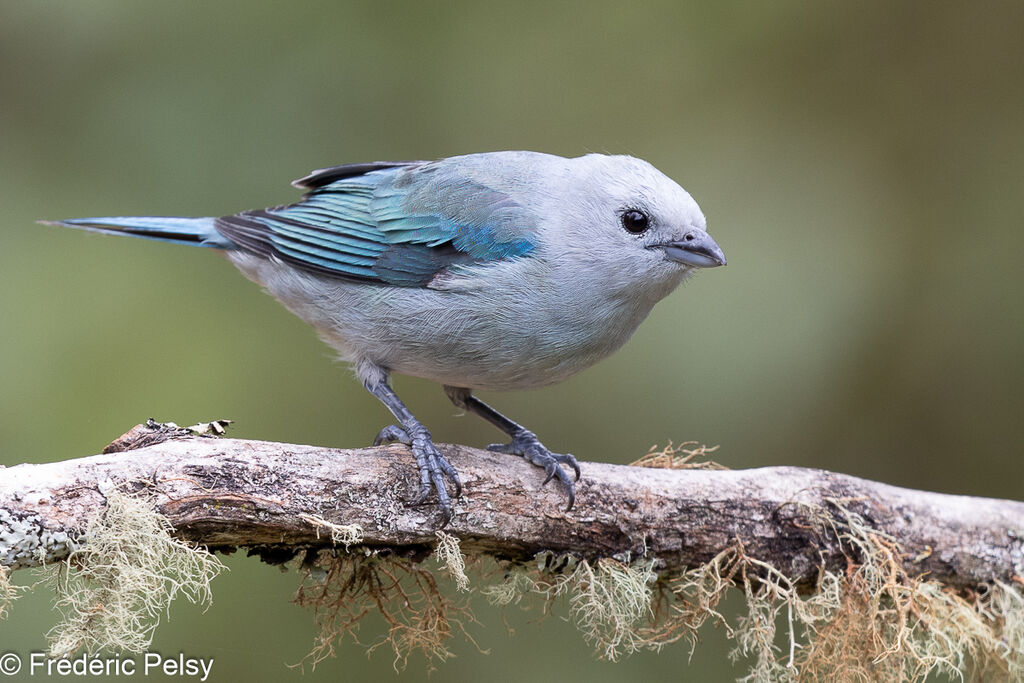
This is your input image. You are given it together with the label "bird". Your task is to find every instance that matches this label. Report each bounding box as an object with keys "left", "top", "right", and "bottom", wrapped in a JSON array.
[{"left": 43, "top": 151, "right": 726, "bottom": 526}]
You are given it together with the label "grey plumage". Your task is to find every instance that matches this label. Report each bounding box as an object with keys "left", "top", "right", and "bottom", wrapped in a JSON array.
[{"left": 44, "top": 151, "right": 726, "bottom": 525}]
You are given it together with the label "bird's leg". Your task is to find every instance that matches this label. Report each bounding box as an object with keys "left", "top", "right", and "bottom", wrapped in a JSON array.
[
  {"left": 443, "top": 386, "right": 579, "bottom": 510},
  {"left": 366, "top": 379, "right": 462, "bottom": 526}
]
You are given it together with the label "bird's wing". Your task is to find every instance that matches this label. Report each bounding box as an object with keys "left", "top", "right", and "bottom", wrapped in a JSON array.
[{"left": 216, "top": 159, "right": 540, "bottom": 286}]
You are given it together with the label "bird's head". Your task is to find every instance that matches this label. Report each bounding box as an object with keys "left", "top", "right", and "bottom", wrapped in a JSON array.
[{"left": 545, "top": 154, "right": 725, "bottom": 300}]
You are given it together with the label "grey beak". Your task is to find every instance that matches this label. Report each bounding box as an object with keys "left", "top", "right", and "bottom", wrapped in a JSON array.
[{"left": 655, "top": 229, "right": 727, "bottom": 268}]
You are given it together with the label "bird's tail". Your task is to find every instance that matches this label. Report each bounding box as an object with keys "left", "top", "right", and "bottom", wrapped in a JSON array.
[{"left": 40, "top": 215, "right": 234, "bottom": 249}]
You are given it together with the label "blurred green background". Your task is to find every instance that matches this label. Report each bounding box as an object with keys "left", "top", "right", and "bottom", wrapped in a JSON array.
[{"left": 2, "top": 1, "right": 1022, "bottom": 680}]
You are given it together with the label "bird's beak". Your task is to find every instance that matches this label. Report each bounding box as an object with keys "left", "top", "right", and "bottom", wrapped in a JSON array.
[{"left": 653, "top": 229, "right": 727, "bottom": 268}]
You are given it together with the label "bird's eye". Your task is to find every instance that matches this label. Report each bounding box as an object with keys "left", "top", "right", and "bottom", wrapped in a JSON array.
[{"left": 621, "top": 209, "right": 650, "bottom": 234}]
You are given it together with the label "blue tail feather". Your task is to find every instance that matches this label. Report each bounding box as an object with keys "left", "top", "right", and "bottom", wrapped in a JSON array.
[{"left": 41, "top": 216, "right": 233, "bottom": 249}]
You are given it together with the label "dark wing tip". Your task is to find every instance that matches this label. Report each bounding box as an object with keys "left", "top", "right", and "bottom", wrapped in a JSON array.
[{"left": 291, "top": 160, "right": 425, "bottom": 190}]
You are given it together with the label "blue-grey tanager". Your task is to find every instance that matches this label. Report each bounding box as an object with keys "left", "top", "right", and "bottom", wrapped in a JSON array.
[{"left": 45, "top": 151, "right": 726, "bottom": 525}]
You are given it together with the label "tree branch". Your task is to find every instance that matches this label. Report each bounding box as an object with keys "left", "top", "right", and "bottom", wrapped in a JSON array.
[{"left": 2, "top": 423, "right": 1022, "bottom": 591}]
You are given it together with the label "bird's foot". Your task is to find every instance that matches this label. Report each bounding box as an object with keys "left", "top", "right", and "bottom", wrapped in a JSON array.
[
  {"left": 373, "top": 424, "right": 463, "bottom": 526},
  {"left": 487, "top": 431, "right": 580, "bottom": 510}
]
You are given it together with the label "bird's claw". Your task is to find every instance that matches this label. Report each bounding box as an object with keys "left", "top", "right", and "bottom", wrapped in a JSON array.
[
  {"left": 377, "top": 424, "right": 462, "bottom": 527},
  {"left": 487, "top": 431, "right": 579, "bottom": 511},
  {"left": 373, "top": 424, "right": 411, "bottom": 446}
]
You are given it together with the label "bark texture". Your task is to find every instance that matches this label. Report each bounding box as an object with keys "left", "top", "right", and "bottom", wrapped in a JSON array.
[{"left": 1, "top": 424, "right": 1022, "bottom": 589}]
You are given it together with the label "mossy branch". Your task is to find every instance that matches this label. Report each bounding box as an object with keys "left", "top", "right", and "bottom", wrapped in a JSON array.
[
  {"left": 1, "top": 422, "right": 1022, "bottom": 677},
  {"left": 1, "top": 422, "right": 1020, "bottom": 591}
]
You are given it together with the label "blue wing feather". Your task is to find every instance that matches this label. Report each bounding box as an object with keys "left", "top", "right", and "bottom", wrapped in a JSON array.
[{"left": 215, "top": 158, "right": 539, "bottom": 286}]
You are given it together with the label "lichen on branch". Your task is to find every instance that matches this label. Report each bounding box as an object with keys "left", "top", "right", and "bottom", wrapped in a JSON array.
[
  {"left": 0, "top": 426, "right": 1021, "bottom": 679},
  {"left": 44, "top": 490, "right": 224, "bottom": 657}
]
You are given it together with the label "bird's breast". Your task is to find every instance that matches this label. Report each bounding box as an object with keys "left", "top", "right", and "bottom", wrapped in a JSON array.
[{"left": 229, "top": 252, "right": 675, "bottom": 391}]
